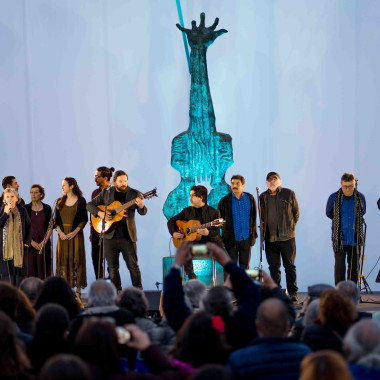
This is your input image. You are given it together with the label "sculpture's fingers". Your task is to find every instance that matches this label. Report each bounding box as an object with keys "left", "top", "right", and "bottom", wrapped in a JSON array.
[
  {"left": 199, "top": 12, "right": 206, "bottom": 29},
  {"left": 208, "top": 17, "right": 219, "bottom": 31},
  {"left": 176, "top": 23, "right": 191, "bottom": 33}
]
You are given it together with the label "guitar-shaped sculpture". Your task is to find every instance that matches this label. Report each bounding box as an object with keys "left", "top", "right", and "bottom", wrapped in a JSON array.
[
  {"left": 91, "top": 188, "right": 157, "bottom": 233},
  {"left": 173, "top": 218, "right": 225, "bottom": 248}
]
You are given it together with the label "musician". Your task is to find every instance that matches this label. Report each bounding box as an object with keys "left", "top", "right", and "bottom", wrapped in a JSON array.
[
  {"left": 0, "top": 188, "right": 31, "bottom": 286},
  {"left": 1, "top": 176, "right": 25, "bottom": 206},
  {"left": 90, "top": 166, "right": 113, "bottom": 279},
  {"left": 218, "top": 175, "right": 257, "bottom": 269},
  {"left": 326, "top": 173, "right": 366, "bottom": 285},
  {"left": 167, "top": 185, "right": 223, "bottom": 279},
  {"left": 87, "top": 170, "right": 146, "bottom": 290},
  {"left": 260, "top": 172, "right": 299, "bottom": 302}
]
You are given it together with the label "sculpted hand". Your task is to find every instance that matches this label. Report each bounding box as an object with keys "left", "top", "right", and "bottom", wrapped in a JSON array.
[
  {"left": 176, "top": 12, "right": 227, "bottom": 47},
  {"left": 174, "top": 241, "right": 193, "bottom": 266}
]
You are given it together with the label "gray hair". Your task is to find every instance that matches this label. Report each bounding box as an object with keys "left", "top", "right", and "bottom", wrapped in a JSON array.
[
  {"left": 88, "top": 280, "right": 117, "bottom": 307},
  {"left": 304, "top": 299, "right": 320, "bottom": 327},
  {"left": 2, "top": 188, "right": 20, "bottom": 202},
  {"left": 184, "top": 280, "right": 207, "bottom": 310},
  {"left": 117, "top": 287, "right": 148, "bottom": 317},
  {"left": 19, "top": 277, "right": 43, "bottom": 303},
  {"left": 344, "top": 319, "right": 380, "bottom": 367},
  {"left": 201, "top": 286, "right": 233, "bottom": 319},
  {"left": 336, "top": 280, "right": 360, "bottom": 307}
]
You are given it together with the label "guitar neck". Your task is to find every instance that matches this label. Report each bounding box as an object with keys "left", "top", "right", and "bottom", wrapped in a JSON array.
[
  {"left": 114, "top": 198, "right": 138, "bottom": 214},
  {"left": 188, "top": 221, "right": 214, "bottom": 234}
]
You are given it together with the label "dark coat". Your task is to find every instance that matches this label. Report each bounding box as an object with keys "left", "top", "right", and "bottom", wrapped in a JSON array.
[
  {"left": 163, "top": 261, "right": 261, "bottom": 350},
  {"left": 55, "top": 196, "right": 88, "bottom": 232},
  {"left": 25, "top": 202, "right": 52, "bottom": 255},
  {"left": 0, "top": 204, "right": 31, "bottom": 281},
  {"left": 260, "top": 187, "right": 299, "bottom": 241},
  {"left": 167, "top": 204, "right": 223, "bottom": 246},
  {"left": 228, "top": 336, "right": 311, "bottom": 380},
  {"left": 217, "top": 192, "right": 257, "bottom": 248},
  {"left": 87, "top": 187, "right": 147, "bottom": 241}
]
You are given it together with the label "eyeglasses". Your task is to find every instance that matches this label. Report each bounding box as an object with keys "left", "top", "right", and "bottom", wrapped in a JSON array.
[
  {"left": 342, "top": 185, "right": 354, "bottom": 189},
  {"left": 267, "top": 177, "right": 278, "bottom": 182}
]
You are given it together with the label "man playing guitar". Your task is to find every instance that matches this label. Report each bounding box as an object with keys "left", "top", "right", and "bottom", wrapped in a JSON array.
[
  {"left": 87, "top": 170, "right": 147, "bottom": 290},
  {"left": 167, "top": 185, "right": 224, "bottom": 279}
]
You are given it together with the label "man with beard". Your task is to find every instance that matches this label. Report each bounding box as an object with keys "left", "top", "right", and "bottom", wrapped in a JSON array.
[
  {"left": 1, "top": 176, "right": 25, "bottom": 206},
  {"left": 87, "top": 170, "right": 146, "bottom": 290},
  {"left": 260, "top": 172, "right": 300, "bottom": 302},
  {"left": 218, "top": 175, "right": 257, "bottom": 269},
  {"left": 90, "top": 166, "right": 113, "bottom": 279}
]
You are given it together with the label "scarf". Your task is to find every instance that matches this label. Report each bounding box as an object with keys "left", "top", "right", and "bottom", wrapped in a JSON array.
[
  {"left": 332, "top": 188, "right": 364, "bottom": 253},
  {"left": 2, "top": 207, "right": 24, "bottom": 267}
]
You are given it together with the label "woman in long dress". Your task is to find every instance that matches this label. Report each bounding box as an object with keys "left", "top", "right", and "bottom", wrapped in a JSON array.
[
  {"left": 55, "top": 177, "right": 87, "bottom": 296},
  {"left": 25, "top": 184, "right": 52, "bottom": 279},
  {"left": 0, "top": 188, "right": 31, "bottom": 286}
]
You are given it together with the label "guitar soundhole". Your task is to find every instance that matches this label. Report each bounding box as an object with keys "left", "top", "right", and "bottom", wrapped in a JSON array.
[{"left": 186, "top": 228, "right": 191, "bottom": 235}]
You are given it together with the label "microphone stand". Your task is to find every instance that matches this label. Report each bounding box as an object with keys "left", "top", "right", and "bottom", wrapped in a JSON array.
[
  {"left": 39, "top": 199, "right": 58, "bottom": 277},
  {"left": 256, "top": 187, "right": 264, "bottom": 271},
  {"left": 98, "top": 187, "right": 112, "bottom": 280}
]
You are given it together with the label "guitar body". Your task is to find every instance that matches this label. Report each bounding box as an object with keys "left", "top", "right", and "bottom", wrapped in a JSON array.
[
  {"left": 91, "top": 201, "right": 126, "bottom": 234},
  {"left": 90, "top": 188, "right": 158, "bottom": 234},
  {"left": 173, "top": 220, "right": 202, "bottom": 248}
]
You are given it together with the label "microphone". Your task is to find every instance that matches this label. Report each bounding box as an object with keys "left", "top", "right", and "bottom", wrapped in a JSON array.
[
  {"left": 256, "top": 187, "right": 260, "bottom": 191},
  {"left": 8, "top": 201, "right": 13, "bottom": 212}
]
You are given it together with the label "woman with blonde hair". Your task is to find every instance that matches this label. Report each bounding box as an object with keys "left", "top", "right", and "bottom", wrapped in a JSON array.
[{"left": 0, "top": 188, "right": 31, "bottom": 286}]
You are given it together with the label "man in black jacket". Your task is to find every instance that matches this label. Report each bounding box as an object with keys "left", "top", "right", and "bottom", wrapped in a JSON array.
[
  {"left": 167, "top": 185, "right": 223, "bottom": 279},
  {"left": 218, "top": 175, "right": 257, "bottom": 269},
  {"left": 87, "top": 170, "right": 146, "bottom": 290},
  {"left": 260, "top": 172, "right": 300, "bottom": 302}
]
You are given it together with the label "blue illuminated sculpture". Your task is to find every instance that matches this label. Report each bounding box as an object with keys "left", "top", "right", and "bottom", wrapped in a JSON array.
[{"left": 163, "top": 13, "right": 233, "bottom": 220}]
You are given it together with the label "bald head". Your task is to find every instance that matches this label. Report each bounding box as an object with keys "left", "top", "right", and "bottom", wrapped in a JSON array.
[{"left": 256, "top": 298, "right": 290, "bottom": 337}]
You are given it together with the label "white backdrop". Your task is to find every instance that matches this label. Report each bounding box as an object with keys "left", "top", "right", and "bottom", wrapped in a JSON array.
[{"left": 1, "top": 0, "right": 380, "bottom": 291}]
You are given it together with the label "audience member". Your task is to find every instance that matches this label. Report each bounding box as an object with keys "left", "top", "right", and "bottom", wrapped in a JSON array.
[
  {"left": 69, "top": 279, "right": 134, "bottom": 344},
  {"left": 73, "top": 319, "right": 182, "bottom": 380},
  {"left": 184, "top": 280, "right": 207, "bottom": 311},
  {"left": 0, "top": 310, "right": 32, "bottom": 380},
  {"left": 19, "top": 277, "right": 43, "bottom": 305},
  {"left": 27, "top": 304, "right": 70, "bottom": 373},
  {"left": 301, "top": 289, "right": 357, "bottom": 353},
  {"left": 118, "top": 287, "right": 175, "bottom": 351},
  {"left": 344, "top": 319, "right": 380, "bottom": 380},
  {"left": 34, "top": 276, "right": 81, "bottom": 320},
  {"left": 163, "top": 241, "right": 261, "bottom": 350},
  {"left": 170, "top": 311, "right": 230, "bottom": 377},
  {"left": 337, "top": 280, "right": 372, "bottom": 320},
  {"left": 228, "top": 298, "right": 311, "bottom": 380},
  {"left": 189, "top": 364, "right": 231, "bottom": 380},
  {"left": 0, "top": 282, "right": 35, "bottom": 341},
  {"left": 300, "top": 350, "right": 353, "bottom": 380},
  {"left": 38, "top": 354, "right": 91, "bottom": 380}
]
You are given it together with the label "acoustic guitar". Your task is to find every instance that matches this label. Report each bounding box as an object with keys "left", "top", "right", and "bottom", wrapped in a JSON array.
[
  {"left": 91, "top": 188, "right": 157, "bottom": 233},
  {"left": 173, "top": 218, "right": 225, "bottom": 248}
]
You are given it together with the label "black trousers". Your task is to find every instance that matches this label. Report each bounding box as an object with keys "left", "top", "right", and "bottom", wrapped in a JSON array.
[
  {"left": 91, "top": 232, "right": 104, "bottom": 279},
  {"left": 265, "top": 238, "right": 298, "bottom": 296},
  {"left": 334, "top": 245, "right": 359, "bottom": 285},
  {"left": 226, "top": 239, "right": 251, "bottom": 269},
  {"left": 104, "top": 238, "right": 142, "bottom": 290}
]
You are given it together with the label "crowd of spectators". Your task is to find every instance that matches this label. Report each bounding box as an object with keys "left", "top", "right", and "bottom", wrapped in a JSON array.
[{"left": 1, "top": 241, "right": 380, "bottom": 380}]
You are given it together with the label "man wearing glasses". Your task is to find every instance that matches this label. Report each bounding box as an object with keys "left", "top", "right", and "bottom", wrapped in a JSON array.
[
  {"left": 167, "top": 185, "right": 223, "bottom": 279},
  {"left": 260, "top": 172, "right": 300, "bottom": 302},
  {"left": 326, "top": 173, "right": 366, "bottom": 285}
]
